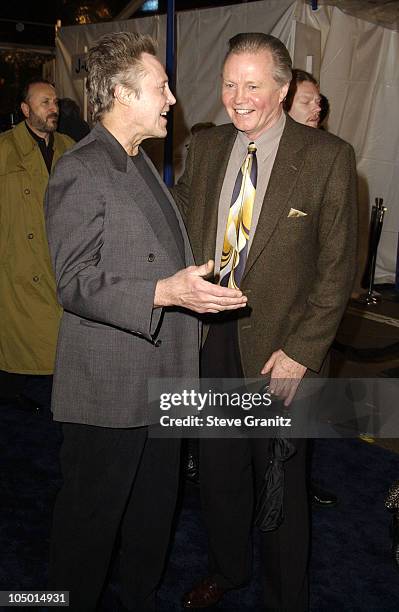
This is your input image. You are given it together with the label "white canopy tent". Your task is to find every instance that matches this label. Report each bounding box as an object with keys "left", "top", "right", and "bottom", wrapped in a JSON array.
[
  {"left": 55, "top": 0, "right": 399, "bottom": 284},
  {"left": 296, "top": 0, "right": 399, "bottom": 287}
]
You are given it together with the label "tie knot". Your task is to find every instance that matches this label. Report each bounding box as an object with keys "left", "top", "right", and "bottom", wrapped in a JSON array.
[{"left": 248, "top": 142, "right": 256, "bottom": 154}]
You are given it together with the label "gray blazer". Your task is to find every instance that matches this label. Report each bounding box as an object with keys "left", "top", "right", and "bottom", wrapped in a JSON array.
[{"left": 45, "top": 124, "right": 199, "bottom": 428}]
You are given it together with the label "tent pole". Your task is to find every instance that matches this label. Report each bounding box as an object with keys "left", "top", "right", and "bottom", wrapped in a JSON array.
[{"left": 163, "top": 0, "right": 175, "bottom": 187}]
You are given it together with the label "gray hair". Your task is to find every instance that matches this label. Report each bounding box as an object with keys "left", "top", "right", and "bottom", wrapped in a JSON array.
[
  {"left": 225, "top": 32, "right": 292, "bottom": 87},
  {"left": 86, "top": 31, "right": 157, "bottom": 122}
]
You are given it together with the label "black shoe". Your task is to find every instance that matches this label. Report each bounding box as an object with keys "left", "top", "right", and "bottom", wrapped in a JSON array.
[
  {"left": 183, "top": 576, "right": 228, "bottom": 608},
  {"left": 311, "top": 481, "right": 338, "bottom": 507}
]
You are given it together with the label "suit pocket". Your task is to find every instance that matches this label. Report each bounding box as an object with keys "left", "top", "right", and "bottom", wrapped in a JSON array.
[
  {"left": 277, "top": 214, "right": 315, "bottom": 250},
  {"left": 79, "top": 318, "right": 147, "bottom": 340},
  {"left": 280, "top": 215, "right": 311, "bottom": 231},
  {"left": 79, "top": 318, "right": 120, "bottom": 332}
]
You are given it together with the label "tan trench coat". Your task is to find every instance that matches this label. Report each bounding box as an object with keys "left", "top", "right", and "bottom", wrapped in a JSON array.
[{"left": 0, "top": 121, "right": 74, "bottom": 374}]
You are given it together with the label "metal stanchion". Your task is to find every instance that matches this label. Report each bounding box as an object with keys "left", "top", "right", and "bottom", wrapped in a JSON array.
[{"left": 357, "top": 197, "right": 387, "bottom": 305}]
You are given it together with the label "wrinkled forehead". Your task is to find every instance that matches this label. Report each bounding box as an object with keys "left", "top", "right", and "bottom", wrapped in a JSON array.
[
  {"left": 27, "top": 83, "right": 57, "bottom": 101},
  {"left": 222, "top": 50, "right": 276, "bottom": 80}
]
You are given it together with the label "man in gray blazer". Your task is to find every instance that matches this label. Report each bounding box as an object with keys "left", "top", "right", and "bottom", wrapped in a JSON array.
[
  {"left": 174, "top": 33, "right": 357, "bottom": 611},
  {"left": 45, "top": 32, "right": 246, "bottom": 612}
]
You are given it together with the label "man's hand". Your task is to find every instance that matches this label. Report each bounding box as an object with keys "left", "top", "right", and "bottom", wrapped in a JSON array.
[
  {"left": 154, "top": 260, "right": 247, "bottom": 314},
  {"left": 261, "top": 349, "right": 307, "bottom": 407}
]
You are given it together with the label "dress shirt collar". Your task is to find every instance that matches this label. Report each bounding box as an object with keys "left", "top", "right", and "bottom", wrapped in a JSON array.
[{"left": 237, "top": 111, "right": 286, "bottom": 161}]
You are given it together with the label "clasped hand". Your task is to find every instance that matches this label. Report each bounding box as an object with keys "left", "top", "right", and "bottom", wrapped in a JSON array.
[{"left": 154, "top": 260, "right": 247, "bottom": 314}]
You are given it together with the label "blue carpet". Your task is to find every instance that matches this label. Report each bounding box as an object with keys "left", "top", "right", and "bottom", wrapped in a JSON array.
[{"left": 1, "top": 380, "right": 399, "bottom": 611}]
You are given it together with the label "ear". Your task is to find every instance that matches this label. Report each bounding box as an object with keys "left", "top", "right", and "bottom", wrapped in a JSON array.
[
  {"left": 20, "top": 101, "right": 30, "bottom": 119},
  {"left": 114, "top": 84, "right": 133, "bottom": 106},
  {"left": 279, "top": 82, "right": 290, "bottom": 104}
]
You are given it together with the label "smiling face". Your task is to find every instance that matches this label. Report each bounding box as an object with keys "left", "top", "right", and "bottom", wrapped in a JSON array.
[
  {"left": 128, "top": 52, "right": 176, "bottom": 145},
  {"left": 21, "top": 82, "right": 59, "bottom": 137},
  {"left": 288, "top": 80, "right": 321, "bottom": 128},
  {"left": 222, "top": 50, "right": 289, "bottom": 140}
]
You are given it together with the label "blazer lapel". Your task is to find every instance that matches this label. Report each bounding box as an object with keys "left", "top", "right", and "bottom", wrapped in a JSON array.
[
  {"left": 243, "top": 117, "right": 307, "bottom": 280},
  {"left": 13, "top": 122, "right": 45, "bottom": 177},
  {"left": 94, "top": 124, "right": 185, "bottom": 265},
  {"left": 141, "top": 150, "right": 192, "bottom": 264},
  {"left": 201, "top": 127, "right": 237, "bottom": 264},
  {"left": 117, "top": 161, "right": 184, "bottom": 265},
  {"left": 12, "top": 123, "right": 50, "bottom": 203}
]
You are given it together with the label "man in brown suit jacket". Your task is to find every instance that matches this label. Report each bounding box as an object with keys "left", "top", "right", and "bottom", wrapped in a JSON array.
[{"left": 173, "top": 33, "right": 357, "bottom": 611}]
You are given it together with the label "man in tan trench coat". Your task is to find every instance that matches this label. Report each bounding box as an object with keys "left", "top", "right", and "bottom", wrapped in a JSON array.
[{"left": 0, "top": 78, "right": 73, "bottom": 404}]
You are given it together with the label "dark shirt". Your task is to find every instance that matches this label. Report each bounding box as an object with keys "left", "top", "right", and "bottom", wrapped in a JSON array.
[
  {"left": 25, "top": 122, "right": 54, "bottom": 174},
  {"left": 130, "top": 150, "right": 185, "bottom": 259}
]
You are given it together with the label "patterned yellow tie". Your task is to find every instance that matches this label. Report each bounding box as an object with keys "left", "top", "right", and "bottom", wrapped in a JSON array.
[{"left": 220, "top": 143, "right": 257, "bottom": 289}]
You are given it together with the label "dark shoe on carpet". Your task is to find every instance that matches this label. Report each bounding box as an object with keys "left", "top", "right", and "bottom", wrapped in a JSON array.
[
  {"left": 183, "top": 576, "right": 227, "bottom": 608},
  {"left": 311, "top": 481, "right": 338, "bottom": 507}
]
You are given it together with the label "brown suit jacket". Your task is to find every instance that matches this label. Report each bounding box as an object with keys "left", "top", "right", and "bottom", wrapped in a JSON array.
[{"left": 173, "top": 114, "right": 358, "bottom": 376}]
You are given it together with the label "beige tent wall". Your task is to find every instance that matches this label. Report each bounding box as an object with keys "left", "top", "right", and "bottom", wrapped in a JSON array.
[
  {"left": 55, "top": 15, "right": 164, "bottom": 106},
  {"left": 55, "top": 0, "right": 398, "bottom": 282},
  {"left": 295, "top": 1, "right": 399, "bottom": 284}
]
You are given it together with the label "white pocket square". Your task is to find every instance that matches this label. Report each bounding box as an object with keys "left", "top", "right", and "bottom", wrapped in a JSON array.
[{"left": 288, "top": 208, "right": 307, "bottom": 218}]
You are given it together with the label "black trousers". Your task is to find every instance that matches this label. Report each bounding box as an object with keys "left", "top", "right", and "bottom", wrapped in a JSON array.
[
  {"left": 0, "top": 370, "right": 28, "bottom": 399},
  {"left": 0, "top": 370, "right": 52, "bottom": 408},
  {"left": 200, "top": 322, "right": 309, "bottom": 612},
  {"left": 49, "top": 423, "right": 180, "bottom": 612}
]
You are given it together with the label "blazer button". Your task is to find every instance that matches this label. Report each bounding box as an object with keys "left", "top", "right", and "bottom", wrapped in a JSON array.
[
  {"left": 27, "top": 233, "right": 34, "bottom": 239},
  {"left": 32, "top": 275, "right": 39, "bottom": 283},
  {"left": 154, "top": 339, "right": 162, "bottom": 347},
  {"left": 24, "top": 188, "right": 31, "bottom": 195},
  {"left": 148, "top": 253, "right": 155, "bottom": 262}
]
